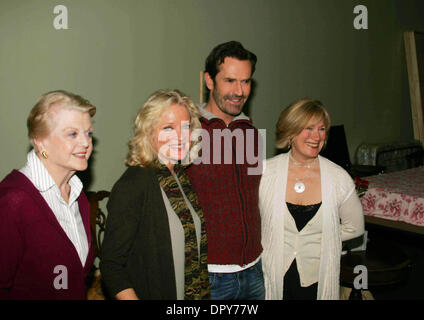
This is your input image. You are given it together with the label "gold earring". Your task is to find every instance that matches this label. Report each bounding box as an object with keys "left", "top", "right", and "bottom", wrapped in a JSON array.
[{"left": 41, "top": 151, "right": 48, "bottom": 159}]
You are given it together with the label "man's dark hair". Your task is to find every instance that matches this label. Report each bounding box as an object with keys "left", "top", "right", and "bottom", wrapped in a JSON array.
[{"left": 204, "top": 41, "right": 257, "bottom": 81}]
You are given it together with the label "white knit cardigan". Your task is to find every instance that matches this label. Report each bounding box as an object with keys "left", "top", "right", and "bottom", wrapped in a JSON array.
[{"left": 259, "top": 153, "right": 363, "bottom": 300}]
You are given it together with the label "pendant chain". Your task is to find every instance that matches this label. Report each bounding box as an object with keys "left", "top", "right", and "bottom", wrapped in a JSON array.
[
  {"left": 289, "top": 152, "right": 317, "bottom": 169},
  {"left": 289, "top": 152, "right": 318, "bottom": 193},
  {"left": 294, "top": 168, "right": 314, "bottom": 182}
]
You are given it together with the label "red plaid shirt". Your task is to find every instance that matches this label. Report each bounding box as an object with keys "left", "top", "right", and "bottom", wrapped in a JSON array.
[{"left": 187, "top": 114, "right": 263, "bottom": 266}]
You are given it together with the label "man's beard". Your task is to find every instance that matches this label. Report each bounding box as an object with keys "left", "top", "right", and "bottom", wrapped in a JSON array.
[{"left": 213, "top": 91, "right": 247, "bottom": 117}]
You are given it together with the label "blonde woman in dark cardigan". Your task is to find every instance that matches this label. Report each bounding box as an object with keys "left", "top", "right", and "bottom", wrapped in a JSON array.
[{"left": 100, "top": 90, "right": 210, "bottom": 300}]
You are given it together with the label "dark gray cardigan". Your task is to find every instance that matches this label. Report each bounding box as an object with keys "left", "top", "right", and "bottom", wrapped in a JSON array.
[{"left": 100, "top": 166, "right": 177, "bottom": 299}]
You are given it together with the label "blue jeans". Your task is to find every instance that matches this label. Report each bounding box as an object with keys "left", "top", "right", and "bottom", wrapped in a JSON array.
[{"left": 208, "top": 260, "right": 265, "bottom": 300}]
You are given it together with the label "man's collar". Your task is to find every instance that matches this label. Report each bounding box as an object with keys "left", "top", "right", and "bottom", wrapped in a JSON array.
[{"left": 198, "top": 103, "right": 250, "bottom": 123}]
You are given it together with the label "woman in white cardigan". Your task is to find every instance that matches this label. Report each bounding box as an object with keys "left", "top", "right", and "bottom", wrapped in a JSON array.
[{"left": 259, "top": 99, "right": 364, "bottom": 300}]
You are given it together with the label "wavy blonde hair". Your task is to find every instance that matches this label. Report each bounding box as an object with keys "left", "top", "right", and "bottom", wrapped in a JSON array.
[
  {"left": 275, "top": 98, "right": 331, "bottom": 150},
  {"left": 126, "top": 89, "right": 202, "bottom": 167},
  {"left": 27, "top": 90, "right": 96, "bottom": 142}
]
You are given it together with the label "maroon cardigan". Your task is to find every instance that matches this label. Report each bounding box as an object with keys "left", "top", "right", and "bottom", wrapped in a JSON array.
[
  {"left": 0, "top": 170, "right": 94, "bottom": 300},
  {"left": 187, "top": 116, "right": 262, "bottom": 266}
]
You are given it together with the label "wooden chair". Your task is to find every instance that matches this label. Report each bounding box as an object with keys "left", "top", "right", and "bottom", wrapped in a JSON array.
[
  {"left": 85, "top": 190, "right": 110, "bottom": 300},
  {"left": 340, "top": 235, "right": 410, "bottom": 300}
]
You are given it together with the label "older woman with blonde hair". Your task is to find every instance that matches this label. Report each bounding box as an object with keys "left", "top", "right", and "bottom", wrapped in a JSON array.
[
  {"left": 100, "top": 89, "right": 210, "bottom": 300},
  {"left": 259, "top": 98, "right": 364, "bottom": 300},
  {"left": 0, "top": 90, "right": 96, "bottom": 299}
]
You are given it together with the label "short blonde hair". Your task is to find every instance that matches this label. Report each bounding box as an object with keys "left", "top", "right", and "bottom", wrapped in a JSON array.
[
  {"left": 27, "top": 90, "right": 96, "bottom": 141},
  {"left": 126, "top": 89, "right": 202, "bottom": 167},
  {"left": 275, "top": 98, "right": 331, "bottom": 150}
]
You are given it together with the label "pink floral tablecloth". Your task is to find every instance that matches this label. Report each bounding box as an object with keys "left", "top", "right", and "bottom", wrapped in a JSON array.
[{"left": 361, "top": 166, "right": 424, "bottom": 227}]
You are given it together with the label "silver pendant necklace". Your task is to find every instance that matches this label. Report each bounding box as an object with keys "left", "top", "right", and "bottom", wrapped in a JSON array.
[
  {"left": 290, "top": 153, "right": 318, "bottom": 193},
  {"left": 294, "top": 181, "right": 306, "bottom": 193}
]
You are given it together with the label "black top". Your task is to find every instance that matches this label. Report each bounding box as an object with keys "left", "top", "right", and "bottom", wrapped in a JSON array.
[
  {"left": 100, "top": 166, "right": 177, "bottom": 299},
  {"left": 286, "top": 202, "right": 322, "bottom": 231}
]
